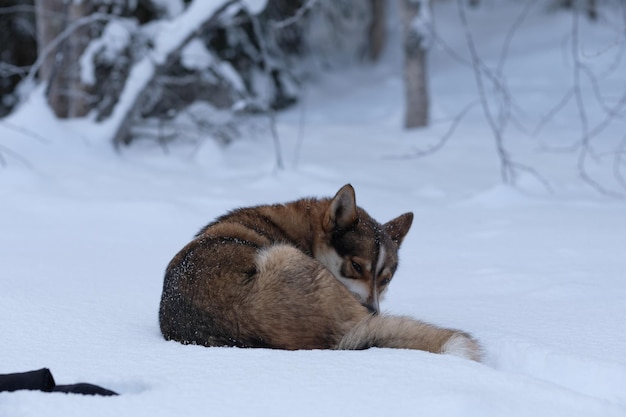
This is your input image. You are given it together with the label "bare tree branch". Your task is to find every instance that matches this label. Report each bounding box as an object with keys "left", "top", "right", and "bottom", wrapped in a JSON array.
[
  {"left": 271, "top": 0, "right": 317, "bottom": 29},
  {"left": 496, "top": 0, "right": 538, "bottom": 77},
  {"left": 0, "top": 120, "right": 48, "bottom": 169},
  {"left": 456, "top": 0, "right": 511, "bottom": 182},
  {"left": 0, "top": 62, "right": 29, "bottom": 77},
  {"left": 249, "top": 10, "right": 284, "bottom": 171},
  {"left": 23, "top": 12, "right": 114, "bottom": 90},
  {"left": 614, "top": 136, "right": 626, "bottom": 191},
  {"left": 570, "top": 9, "right": 624, "bottom": 198},
  {"left": 456, "top": 0, "right": 553, "bottom": 193},
  {"left": 532, "top": 88, "right": 574, "bottom": 138},
  {"left": 386, "top": 99, "right": 477, "bottom": 160},
  {"left": 0, "top": 144, "right": 33, "bottom": 169},
  {"left": 0, "top": 5, "right": 37, "bottom": 15},
  {"left": 579, "top": 58, "right": 624, "bottom": 119},
  {"left": 292, "top": 85, "right": 307, "bottom": 170},
  {"left": 0, "top": 120, "right": 50, "bottom": 144}
]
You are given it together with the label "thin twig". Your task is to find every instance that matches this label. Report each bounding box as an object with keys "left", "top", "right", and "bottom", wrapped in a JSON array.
[
  {"left": 457, "top": 0, "right": 512, "bottom": 183},
  {"left": 0, "top": 141, "right": 34, "bottom": 169},
  {"left": 386, "top": 100, "right": 478, "bottom": 160},
  {"left": 271, "top": 0, "right": 318, "bottom": 29},
  {"left": 430, "top": 19, "right": 510, "bottom": 107},
  {"left": 614, "top": 136, "right": 626, "bottom": 191},
  {"left": 532, "top": 88, "right": 574, "bottom": 137},
  {"left": 0, "top": 120, "right": 50, "bottom": 143},
  {"left": 579, "top": 63, "right": 621, "bottom": 116},
  {"left": 492, "top": 0, "right": 538, "bottom": 135},
  {"left": 578, "top": 0, "right": 626, "bottom": 78},
  {"left": 292, "top": 85, "right": 307, "bottom": 170},
  {"left": 570, "top": 10, "right": 624, "bottom": 198},
  {"left": 456, "top": 0, "right": 552, "bottom": 193},
  {"left": 0, "top": 5, "right": 36, "bottom": 15},
  {"left": 583, "top": 85, "right": 626, "bottom": 143},
  {"left": 0, "top": 63, "right": 30, "bottom": 77},
  {"left": 268, "top": 110, "right": 284, "bottom": 171},
  {"left": 23, "top": 12, "right": 115, "bottom": 89},
  {"left": 496, "top": 0, "right": 538, "bottom": 77},
  {"left": 430, "top": 8, "right": 525, "bottom": 123},
  {"left": 249, "top": 11, "right": 284, "bottom": 170},
  {"left": 0, "top": 119, "right": 47, "bottom": 168}
]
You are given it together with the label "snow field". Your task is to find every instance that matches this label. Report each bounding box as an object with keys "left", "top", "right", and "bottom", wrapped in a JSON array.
[{"left": 2, "top": 1, "right": 626, "bottom": 416}]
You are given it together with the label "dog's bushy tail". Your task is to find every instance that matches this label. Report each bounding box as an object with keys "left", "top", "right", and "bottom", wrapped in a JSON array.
[{"left": 336, "top": 315, "right": 482, "bottom": 362}]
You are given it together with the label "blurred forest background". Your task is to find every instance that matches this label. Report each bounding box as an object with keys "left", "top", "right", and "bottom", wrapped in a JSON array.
[{"left": 1, "top": 0, "right": 625, "bottom": 194}]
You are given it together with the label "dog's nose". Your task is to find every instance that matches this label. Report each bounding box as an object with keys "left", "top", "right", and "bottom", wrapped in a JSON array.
[
  {"left": 364, "top": 303, "right": 379, "bottom": 315},
  {"left": 365, "top": 287, "right": 380, "bottom": 315}
]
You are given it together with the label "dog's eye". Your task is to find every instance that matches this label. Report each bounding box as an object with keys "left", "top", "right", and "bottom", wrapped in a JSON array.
[
  {"left": 380, "top": 278, "right": 391, "bottom": 286},
  {"left": 351, "top": 261, "right": 362, "bottom": 273}
]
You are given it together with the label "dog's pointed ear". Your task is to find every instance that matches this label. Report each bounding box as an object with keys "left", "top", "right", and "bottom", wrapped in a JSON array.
[
  {"left": 384, "top": 212, "right": 413, "bottom": 246},
  {"left": 324, "top": 184, "right": 358, "bottom": 231}
]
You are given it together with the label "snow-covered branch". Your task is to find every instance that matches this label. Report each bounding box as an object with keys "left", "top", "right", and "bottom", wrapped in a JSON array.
[
  {"left": 104, "top": 0, "right": 241, "bottom": 146},
  {"left": 22, "top": 12, "right": 116, "bottom": 94}
]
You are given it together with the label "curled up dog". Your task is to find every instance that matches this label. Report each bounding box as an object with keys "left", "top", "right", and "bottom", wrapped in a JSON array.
[{"left": 159, "top": 184, "right": 481, "bottom": 361}]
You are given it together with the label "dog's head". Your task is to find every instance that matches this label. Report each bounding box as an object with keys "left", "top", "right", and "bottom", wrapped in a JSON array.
[{"left": 315, "top": 184, "right": 413, "bottom": 314}]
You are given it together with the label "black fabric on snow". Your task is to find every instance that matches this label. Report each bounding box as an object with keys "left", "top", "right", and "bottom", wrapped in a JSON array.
[{"left": 0, "top": 368, "right": 118, "bottom": 396}]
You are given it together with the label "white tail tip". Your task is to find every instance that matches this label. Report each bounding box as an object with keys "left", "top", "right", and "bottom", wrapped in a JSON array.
[{"left": 441, "top": 333, "right": 482, "bottom": 362}]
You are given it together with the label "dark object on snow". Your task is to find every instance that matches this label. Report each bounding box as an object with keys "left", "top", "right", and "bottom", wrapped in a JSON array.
[{"left": 0, "top": 368, "right": 118, "bottom": 396}]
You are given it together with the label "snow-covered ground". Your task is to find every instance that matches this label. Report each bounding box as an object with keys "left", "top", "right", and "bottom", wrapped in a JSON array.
[{"left": 1, "top": 2, "right": 625, "bottom": 416}]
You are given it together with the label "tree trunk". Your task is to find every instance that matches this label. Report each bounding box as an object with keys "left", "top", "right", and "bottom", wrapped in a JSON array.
[
  {"left": 369, "top": 0, "right": 386, "bottom": 61},
  {"left": 400, "top": 0, "right": 430, "bottom": 129},
  {"left": 35, "top": 0, "right": 92, "bottom": 118}
]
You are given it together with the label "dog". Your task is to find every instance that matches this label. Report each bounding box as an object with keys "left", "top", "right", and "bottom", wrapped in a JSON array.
[{"left": 159, "top": 184, "right": 481, "bottom": 360}]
